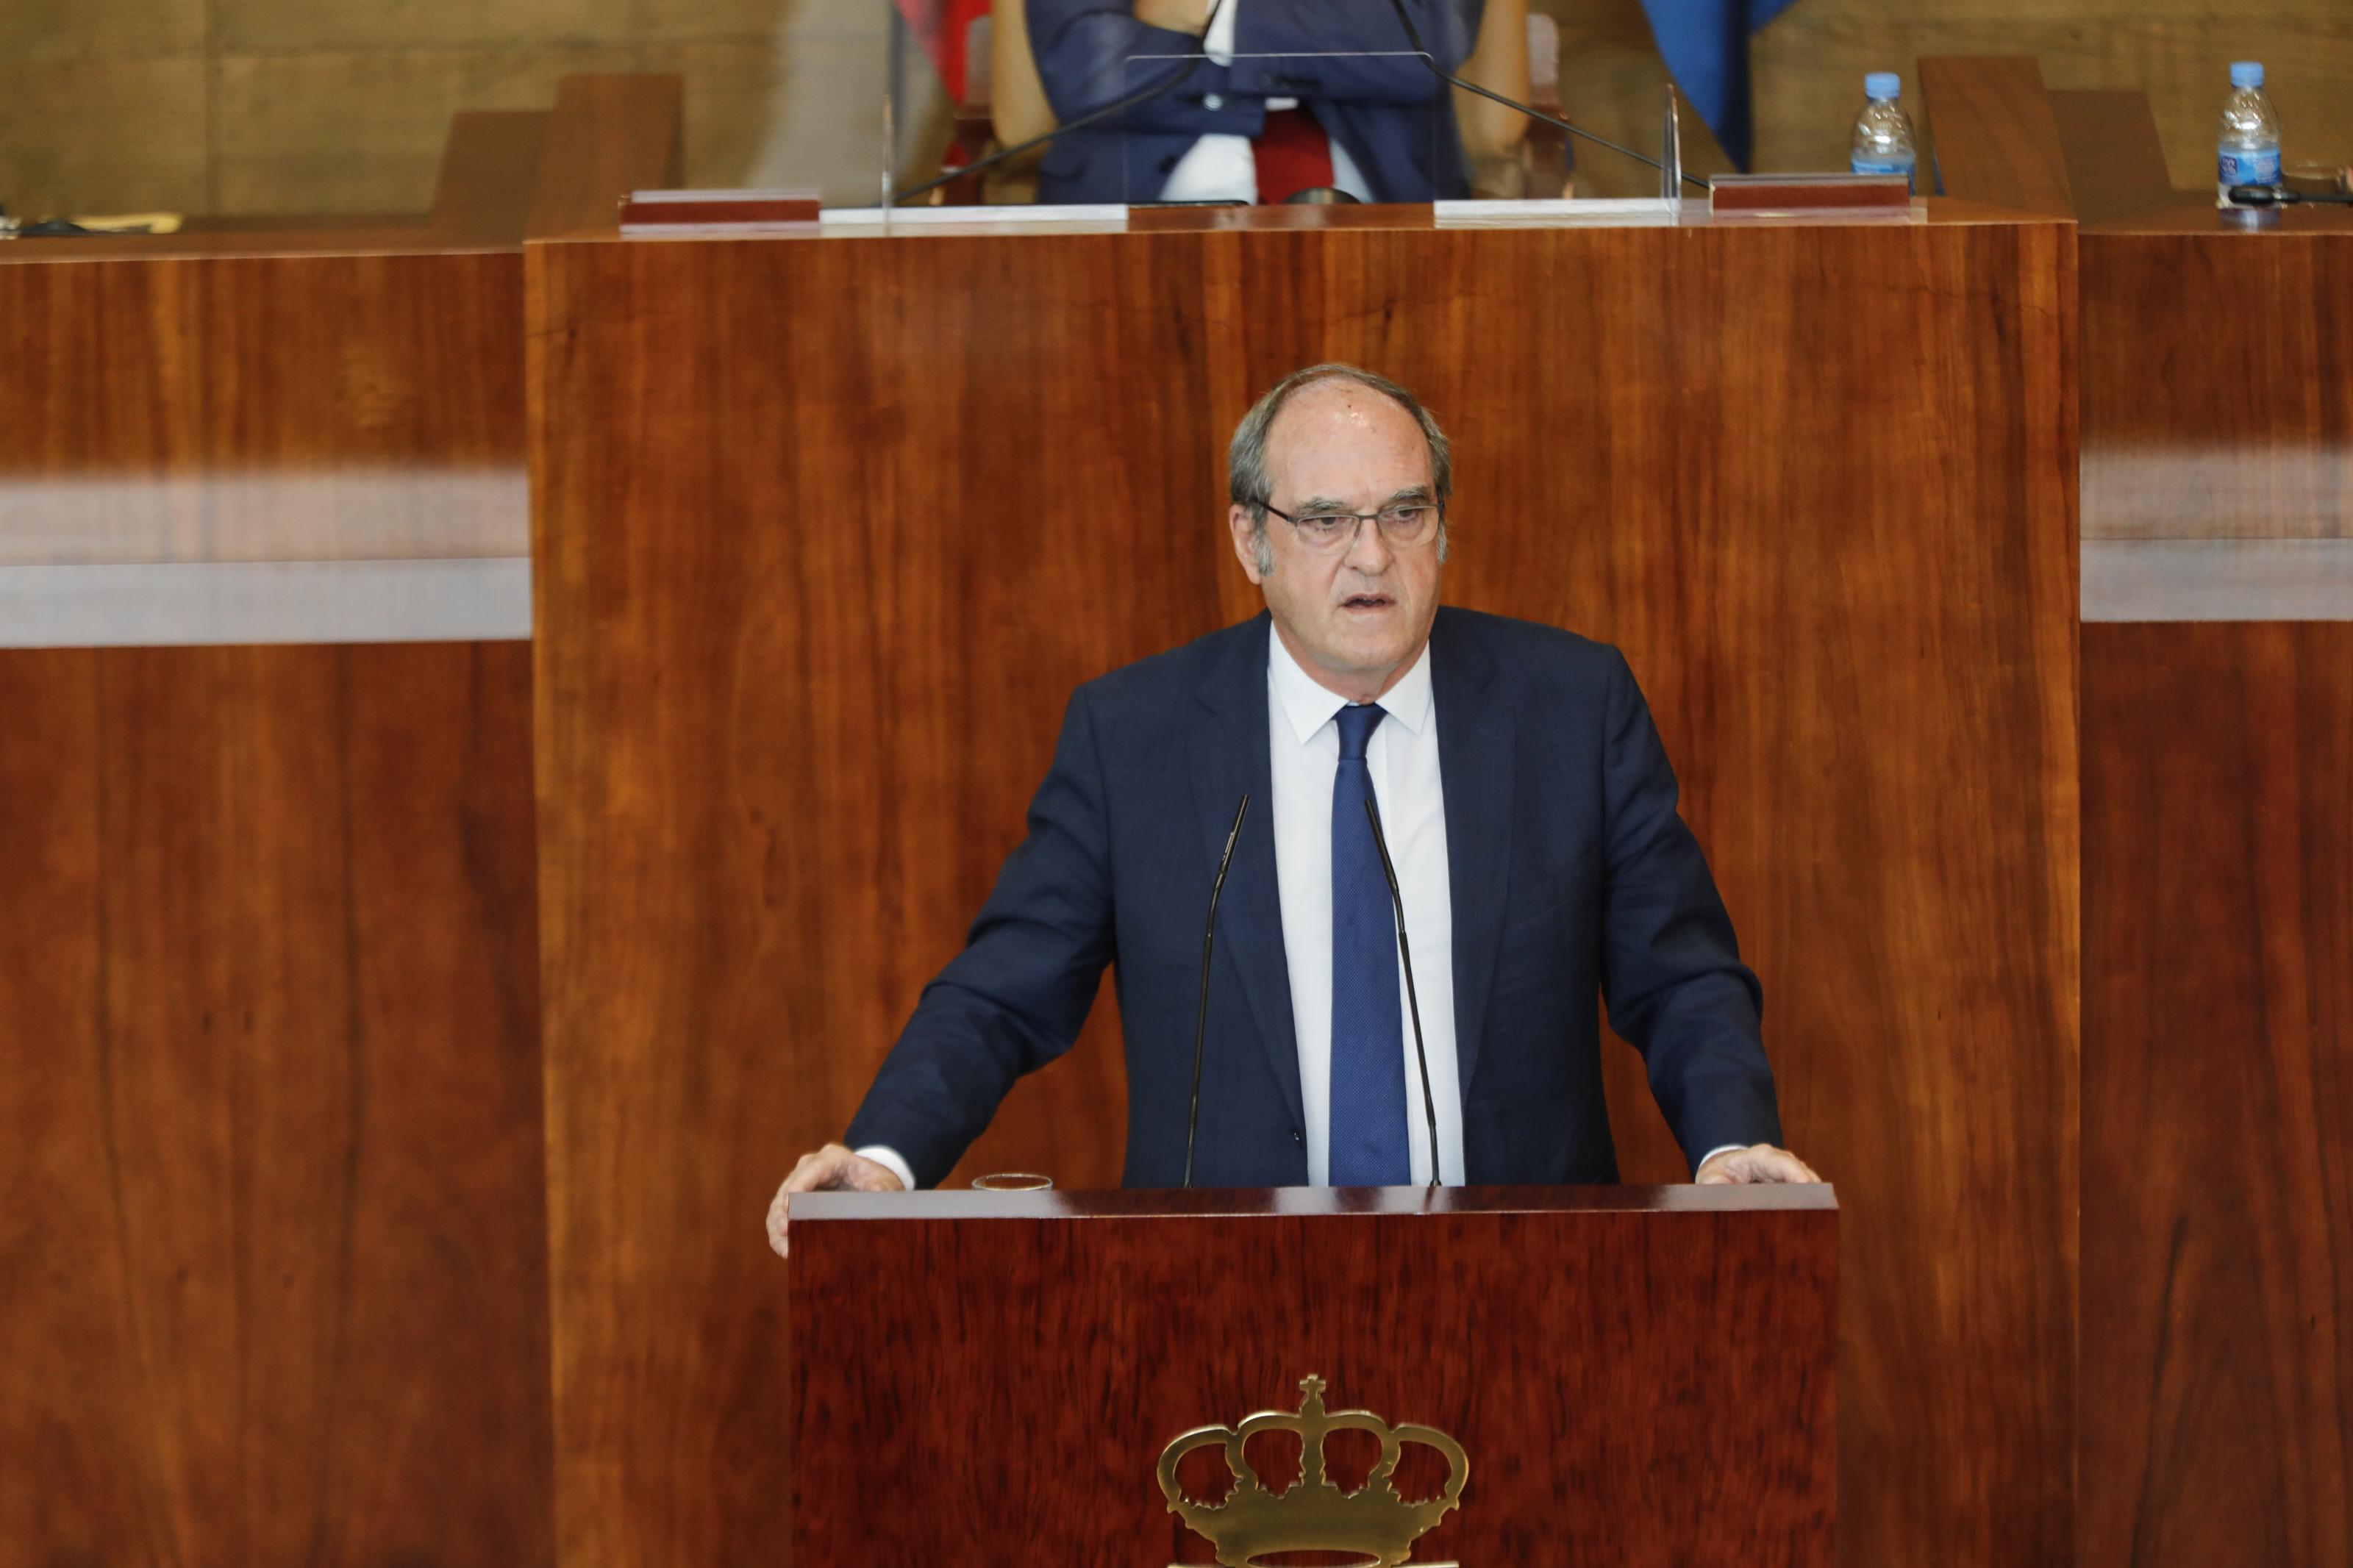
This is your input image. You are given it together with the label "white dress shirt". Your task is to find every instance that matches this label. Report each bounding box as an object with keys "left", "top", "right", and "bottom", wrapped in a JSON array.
[
  {"left": 1265, "top": 630, "right": 1463, "bottom": 1184},
  {"left": 1264, "top": 635, "right": 1738, "bottom": 1184},
  {"left": 1157, "top": 0, "right": 1374, "bottom": 204},
  {"left": 857, "top": 631, "right": 1744, "bottom": 1191}
]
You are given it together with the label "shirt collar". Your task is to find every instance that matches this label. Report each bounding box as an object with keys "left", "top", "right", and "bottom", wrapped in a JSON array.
[{"left": 1266, "top": 621, "right": 1435, "bottom": 746}]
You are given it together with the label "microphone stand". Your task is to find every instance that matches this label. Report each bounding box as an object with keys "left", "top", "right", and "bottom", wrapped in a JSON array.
[
  {"left": 1182, "top": 794, "right": 1251, "bottom": 1187},
  {"left": 1363, "top": 795, "right": 1442, "bottom": 1190}
]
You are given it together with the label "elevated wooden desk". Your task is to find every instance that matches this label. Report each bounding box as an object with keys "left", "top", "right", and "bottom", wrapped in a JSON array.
[
  {"left": 2082, "top": 198, "right": 2353, "bottom": 568},
  {"left": 1929, "top": 57, "right": 2353, "bottom": 1568},
  {"left": 2074, "top": 148, "right": 2353, "bottom": 1568},
  {"left": 531, "top": 192, "right": 2077, "bottom": 1567},
  {"left": 0, "top": 112, "right": 542, "bottom": 584},
  {"left": 0, "top": 101, "right": 579, "bottom": 1567}
]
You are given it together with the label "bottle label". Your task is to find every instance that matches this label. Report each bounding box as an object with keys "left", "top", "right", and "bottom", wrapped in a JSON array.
[
  {"left": 2218, "top": 145, "right": 2282, "bottom": 187},
  {"left": 1852, "top": 155, "right": 1917, "bottom": 193}
]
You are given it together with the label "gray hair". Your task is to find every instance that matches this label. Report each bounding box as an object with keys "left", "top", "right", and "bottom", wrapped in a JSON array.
[{"left": 1227, "top": 363, "right": 1453, "bottom": 574}]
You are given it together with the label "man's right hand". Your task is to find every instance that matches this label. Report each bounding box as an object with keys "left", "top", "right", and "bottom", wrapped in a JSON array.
[{"left": 765, "top": 1143, "right": 907, "bottom": 1259}]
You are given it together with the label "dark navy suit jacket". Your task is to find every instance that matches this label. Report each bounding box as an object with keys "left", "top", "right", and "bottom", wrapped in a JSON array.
[
  {"left": 844, "top": 609, "right": 1782, "bottom": 1189},
  {"left": 1025, "top": 0, "right": 1481, "bottom": 204}
]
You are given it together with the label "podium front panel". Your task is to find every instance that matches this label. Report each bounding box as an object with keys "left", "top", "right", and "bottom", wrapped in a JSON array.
[{"left": 790, "top": 1184, "right": 1835, "bottom": 1565}]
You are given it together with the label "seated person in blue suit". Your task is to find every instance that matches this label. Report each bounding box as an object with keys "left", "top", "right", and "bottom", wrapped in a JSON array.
[
  {"left": 1024, "top": 0, "right": 1482, "bottom": 204},
  {"left": 766, "top": 364, "right": 1819, "bottom": 1254}
]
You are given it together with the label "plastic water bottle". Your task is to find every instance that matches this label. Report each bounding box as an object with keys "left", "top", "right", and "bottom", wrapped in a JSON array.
[
  {"left": 2215, "top": 61, "right": 2282, "bottom": 206},
  {"left": 1850, "top": 74, "right": 1918, "bottom": 193}
]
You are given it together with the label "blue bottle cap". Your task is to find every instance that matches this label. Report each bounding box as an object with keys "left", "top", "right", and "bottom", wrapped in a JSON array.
[
  {"left": 2229, "top": 61, "right": 2264, "bottom": 89},
  {"left": 1865, "top": 72, "right": 1901, "bottom": 100}
]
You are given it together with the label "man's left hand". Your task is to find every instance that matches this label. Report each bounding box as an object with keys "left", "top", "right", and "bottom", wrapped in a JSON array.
[{"left": 1695, "top": 1144, "right": 1823, "bottom": 1184}]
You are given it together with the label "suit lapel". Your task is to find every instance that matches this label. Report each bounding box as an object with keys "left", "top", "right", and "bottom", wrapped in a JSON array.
[
  {"left": 1187, "top": 614, "right": 1305, "bottom": 1132},
  {"left": 1433, "top": 612, "right": 1513, "bottom": 1100}
]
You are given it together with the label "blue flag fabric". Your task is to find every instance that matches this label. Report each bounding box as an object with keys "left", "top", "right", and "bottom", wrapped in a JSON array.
[{"left": 1638, "top": 0, "right": 1800, "bottom": 172}]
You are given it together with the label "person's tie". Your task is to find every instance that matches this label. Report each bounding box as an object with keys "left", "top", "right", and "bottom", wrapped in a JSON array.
[
  {"left": 1253, "top": 108, "right": 1337, "bottom": 204},
  {"left": 1328, "top": 703, "right": 1409, "bottom": 1187}
]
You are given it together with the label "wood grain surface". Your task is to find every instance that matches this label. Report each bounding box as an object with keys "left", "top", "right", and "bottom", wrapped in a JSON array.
[
  {"left": 432, "top": 110, "right": 551, "bottom": 245},
  {"left": 792, "top": 1186, "right": 1837, "bottom": 1566},
  {"left": 1918, "top": 56, "right": 2077, "bottom": 217},
  {"left": 0, "top": 641, "right": 549, "bottom": 1568},
  {"left": 0, "top": 100, "right": 538, "bottom": 579},
  {"left": 2080, "top": 622, "right": 2353, "bottom": 1568},
  {"left": 2047, "top": 88, "right": 2179, "bottom": 228},
  {"left": 0, "top": 248, "right": 526, "bottom": 566},
  {"left": 532, "top": 212, "right": 2078, "bottom": 1568},
  {"left": 2082, "top": 212, "right": 2353, "bottom": 540},
  {"left": 524, "top": 75, "right": 682, "bottom": 243}
]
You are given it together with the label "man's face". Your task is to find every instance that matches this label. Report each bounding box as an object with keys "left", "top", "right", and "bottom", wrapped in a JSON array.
[{"left": 1229, "top": 380, "right": 1443, "bottom": 702}]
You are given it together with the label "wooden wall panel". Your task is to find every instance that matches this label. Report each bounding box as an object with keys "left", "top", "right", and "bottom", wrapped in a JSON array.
[
  {"left": 1918, "top": 57, "right": 2076, "bottom": 218},
  {"left": 431, "top": 110, "right": 549, "bottom": 244},
  {"left": 0, "top": 641, "right": 551, "bottom": 1568},
  {"left": 524, "top": 74, "right": 680, "bottom": 241},
  {"left": 0, "top": 247, "right": 526, "bottom": 567},
  {"left": 0, "top": 651, "right": 136, "bottom": 1561},
  {"left": 2047, "top": 89, "right": 2176, "bottom": 228},
  {"left": 532, "top": 212, "right": 2077, "bottom": 1568},
  {"left": 2082, "top": 215, "right": 2353, "bottom": 542},
  {"left": 2081, "top": 622, "right": 2353, "bottom": 1568}
]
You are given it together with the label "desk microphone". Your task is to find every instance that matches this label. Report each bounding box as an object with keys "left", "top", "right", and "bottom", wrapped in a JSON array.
[
  {"left": 896, "top": 0, "right": 1235, "bottom": 204},
  {"left": 1379, "top": 0, "right": 1713, "bottom": 195},
  {"left": 1182, "top": 792, "right": 1252, "bottom": 1187},
  {"left": 1363, "top": 793, "right": 1442, "bottom": 1189}
]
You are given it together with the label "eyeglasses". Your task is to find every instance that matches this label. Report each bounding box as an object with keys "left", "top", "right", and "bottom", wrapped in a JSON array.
[{"left": 1263, "top": 501, "right": 1440, "bottom": 552}]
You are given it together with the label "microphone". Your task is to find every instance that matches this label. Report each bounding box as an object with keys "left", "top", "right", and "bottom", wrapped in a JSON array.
[
  {"left": 1362, "top": 793, "right": 1442, "bottom": 1190},
  {"left": 1182, "top": 792, "right": 1252, "bottom": 1187},
  {"left": 1380, "top": 0, "right": 1713, "bottom": 196},
  {"left": 896, "top": 0, "right": 1235, "bottom": 205}
]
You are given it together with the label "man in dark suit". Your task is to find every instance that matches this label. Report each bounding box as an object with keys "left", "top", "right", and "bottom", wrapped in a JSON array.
[
  {"left": 767, "top": 364, "right": 1816, "bottom": 1256},
  {"left": 1024, "top": 0, "right": 1480, "bottom": 204}
]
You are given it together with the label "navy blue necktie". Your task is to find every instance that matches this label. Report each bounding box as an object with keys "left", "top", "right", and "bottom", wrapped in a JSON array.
[{"left": 1328, "top": 703, "right": 1409, "bottom": 1186}]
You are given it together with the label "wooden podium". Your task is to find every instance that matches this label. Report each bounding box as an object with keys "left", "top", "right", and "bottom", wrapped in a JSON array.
[{"left": 790, "top": 1184, "right": 1836, "bottom": 1564}]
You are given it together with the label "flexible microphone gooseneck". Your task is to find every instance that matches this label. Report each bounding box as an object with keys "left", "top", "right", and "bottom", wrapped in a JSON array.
[
  {"left": 896, "top": 0, "right": 1236, "bottom": 205},
  {"left": 1182, "top": 792, "right": 1252, "bottom": 1187},
  {"left": 1362, "top": 793, "right": 1442, "bottom": 1189},
  {"left": 1379, "top": 0, "right": 1713, "bottom": 196}
]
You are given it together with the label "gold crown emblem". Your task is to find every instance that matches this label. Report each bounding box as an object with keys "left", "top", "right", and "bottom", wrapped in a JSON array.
[{"left": 1157, "top": 1375, "right": 1468, "bottom": 1568}]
